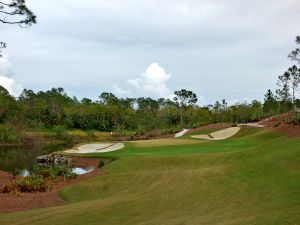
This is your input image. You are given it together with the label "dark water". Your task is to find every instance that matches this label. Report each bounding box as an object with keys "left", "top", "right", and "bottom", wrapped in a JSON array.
[{"left": 0, "top": 143, "right": 94, "bottom": 176}]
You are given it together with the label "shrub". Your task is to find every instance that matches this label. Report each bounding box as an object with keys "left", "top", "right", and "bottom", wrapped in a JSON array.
[
  {"left": 16, "top": 175, "right": 50, "bottom": 193},
  {"left": 0, "top": 182, "right": 18, "bottom": 194},
  {"left": 63, "top": 169, "right": 77, "bottom": 180},
  {"left": 35, "top": 166, "right": 77, "bottom": 181},
  {"left": 292, "top": 113, "right": 300, "bottom": 125},
  {"left": 98, "top": 160, "right": 105, "bottom": 168},
  {"left": 274, "top": 122, "right": 281, "bottom": 128}
]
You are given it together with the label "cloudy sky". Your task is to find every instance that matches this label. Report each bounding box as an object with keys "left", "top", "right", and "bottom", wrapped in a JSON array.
[{"left": 0, "top": 0, "right": 300, "bottom": 105}]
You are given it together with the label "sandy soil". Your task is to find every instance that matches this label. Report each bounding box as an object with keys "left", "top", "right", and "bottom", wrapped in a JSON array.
[
  {"left": 175, "top": 129, "right": 189, "bottom": 138},
  {"left": 0, "top": 157, "right": 107, "bottom": 213},
  {"left": 65, "top": 143, "right": 124, "bottom": 154},
  {"left": 192, "top": 127, "right": 241, "bottom": 140}
]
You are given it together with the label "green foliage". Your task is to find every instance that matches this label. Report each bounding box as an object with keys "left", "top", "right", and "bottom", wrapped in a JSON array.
[
  {"left": 0, "top": 175, "right": 50, "bottom": 193},
  {"left": 63, "top": 169, "right": 77, "bottom": 180},
  {"left": 98, "top": 160, "right": 105, "bottom": 168},
  {"left": 273, "top": 122, "right": 281, "bottom": 128},
  {"left": 16, "top": 175, "right": 49, "bottom": 193},
  {"left": 0, "top": 123, "right": 20, "bottom": 143},
  {"left": 263, "top": 89, "right": 278, "bottom": 116},
  {"left": 35, "top": 165, "right": 77, "bottom": 180},
  {"left": 52, "top": 125, "right": 68, "bottom": 139},
  {"left": 292, "top": 113, "right": 300, "bottom": 125},
  {"left": 288, "top": 35, "right": 300, "bottom": 65}
]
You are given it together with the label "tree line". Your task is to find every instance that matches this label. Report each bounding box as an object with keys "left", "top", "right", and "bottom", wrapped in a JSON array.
[{"left": 0, "top": 84, "right": 298, "bottom": 135}]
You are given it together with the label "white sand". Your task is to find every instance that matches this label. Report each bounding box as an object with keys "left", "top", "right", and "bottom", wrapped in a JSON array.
[
  {"left": 175, "top": 129, "right": 189, "bottom": 138},
  {"left": 238, "top": 123, "right": 265, "bottom": 128},
  {"left": 65, "top": 143, "right": 124, "bottom": 154},
  {"left": 191, "top": 127, "right": 240, "bottom": 140}
]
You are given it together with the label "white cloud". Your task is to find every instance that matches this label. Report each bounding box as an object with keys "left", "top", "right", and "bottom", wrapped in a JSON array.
[
  {"left": 112, "top": 84, "right": 131, "bottom": 97},
  {"left": 197, "top": 96, "right": 206, "bottom": 106},
  {"left": 0, "top": 55, "right": 23, "bottom": 96},
  {"left": 127, "top": 62, "right": 173, "bottom": 98},
  {"left": 0, "top": 54, "right": 13, "bottom": 77},
  {"left": 0, "top": 75, "right": 23, "bottom": 97},
  {"left": 227, "top": 97, "right": 254, "bottom": 106}
]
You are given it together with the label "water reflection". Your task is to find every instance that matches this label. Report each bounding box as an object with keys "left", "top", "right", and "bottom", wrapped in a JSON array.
[
  {"left": 0, "top": 143, "right": 72, "bottom": 174},
  {"left": 72, "top": 167, "right": 95, "bottom": 175}
]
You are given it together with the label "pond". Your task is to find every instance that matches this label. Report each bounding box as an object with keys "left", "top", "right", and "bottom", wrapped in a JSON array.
[{"left": 0, "top": 144, "right": 95, "bottom": 176}]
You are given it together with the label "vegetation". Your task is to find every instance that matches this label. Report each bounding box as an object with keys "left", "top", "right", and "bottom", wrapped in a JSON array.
[
  {"left": 98, "top": 160, "right": 105, "bottom": 168},
  {"left": 0, "top": 36, "right": 299, "bottom": 143},
  {"left": 0, "top": 165, "right": 77, "bottom": 194},
  {"left": 0, "top": 127, "right": 299, "bottom": 224},
  {"left": 1, "top": 175, "right": 50, "bottom": 193},
  {"left": 34, "top": 165, "right": 77, "bottom": 181},
  {"left": 1, "top": 85, "right": 298, "bottom": 145}
]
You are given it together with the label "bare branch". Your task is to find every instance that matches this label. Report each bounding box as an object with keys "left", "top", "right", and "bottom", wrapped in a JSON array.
[{"left": 0, "top": 10, "right": 18, "bottom": 15}]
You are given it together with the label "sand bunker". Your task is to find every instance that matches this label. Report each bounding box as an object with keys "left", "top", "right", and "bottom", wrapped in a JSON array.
[
  {"left": 175, "top": 129, "right": 189, "bottom": 138},
  {"left": 191, "top": 127, "right": 240, "bottom": 140},
  {"left": 239, "top": 123, "right": 265, "bottom": 128},
  {"left": 65, "top": 143, "right": 124, "bottom": 154}
]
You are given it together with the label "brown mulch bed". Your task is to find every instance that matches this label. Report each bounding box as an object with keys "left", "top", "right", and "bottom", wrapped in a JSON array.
[
  {"left": 0, "top": 157, "right": 108, "bottom": 213},
  {"left": 260, "top": 113, "right": 300, "bottom": 138},
  {"left": 266, "top": 123, "right": 300, "bottom": 138}
]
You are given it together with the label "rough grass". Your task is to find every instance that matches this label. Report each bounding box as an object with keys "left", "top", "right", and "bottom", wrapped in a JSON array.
[{"left": 1, "top": 127, "right": 300, "bottom": 225}]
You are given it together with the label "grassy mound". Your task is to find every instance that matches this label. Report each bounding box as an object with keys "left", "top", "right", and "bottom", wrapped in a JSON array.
[{"left": 1, "top": 127, "right": 299, "bottom": 225}]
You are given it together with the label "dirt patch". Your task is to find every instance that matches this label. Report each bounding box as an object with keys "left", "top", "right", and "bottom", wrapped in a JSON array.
[
  {"left": 260, "top": 113, "right": 300, "bottom": 138},
  {"left": 267, "top": 123, "right": 300, "bottom": 138},
  {"left": 0, "top": 157, "right": 107, "bottom": 213}
]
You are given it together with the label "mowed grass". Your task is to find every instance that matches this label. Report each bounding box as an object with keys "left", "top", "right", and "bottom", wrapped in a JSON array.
[{"left": 1, "top": 127, "right": 300, "bottom": 225}]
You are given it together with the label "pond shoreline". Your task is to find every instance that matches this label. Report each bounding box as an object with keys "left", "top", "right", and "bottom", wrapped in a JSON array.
[{"left": 0, "top": 157, "right": 109, "bottom": 213}]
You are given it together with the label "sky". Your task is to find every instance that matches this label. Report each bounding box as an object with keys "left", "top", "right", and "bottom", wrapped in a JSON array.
[{"left": 0, "top": 0, "right": 300, "bottom": 105}]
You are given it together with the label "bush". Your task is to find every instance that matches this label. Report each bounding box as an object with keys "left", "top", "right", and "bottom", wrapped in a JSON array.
[
  {"left": 292, "top": 113, "right": 300, "bottom": 125},
  {"left": 0, "top": 182, "right": 18, "bottom": 194},
  {"left": 63, "top": 169, "right": 77, "bottom": 180},
  {"left": 16, "top": 175, "right": 50, "bottom": 193},
  {"left": 35, "top": 166, "right": 77, "bottom": 181},
  {"left": 98, "top": 160, "right": 105, "bottom": 168},
  {"left": 274, "top": 122, "right": 281, "bottom": 128}
]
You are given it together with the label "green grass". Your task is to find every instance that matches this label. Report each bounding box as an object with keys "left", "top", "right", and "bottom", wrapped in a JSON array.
[{"left": 1, "top": 127, "right": 300, "bottom": 225}]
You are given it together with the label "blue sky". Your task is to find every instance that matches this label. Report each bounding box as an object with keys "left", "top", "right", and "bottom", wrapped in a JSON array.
[{"left": 0, "top": 0, "right": 300, "bottom": 105}]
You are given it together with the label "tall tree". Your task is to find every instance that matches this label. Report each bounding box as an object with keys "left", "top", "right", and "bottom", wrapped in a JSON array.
[
  {"left": 0, "top": 0, "right": 36, "bottom": 25},
  {"left": 0, "top": 0, "right": 36, "bottom": 56},
  {"left": 284, "top": 65, "right": 300, "bottom": 107},
  {"left": 263, "top": 89, "right": 277, "bottom": 116},
  {"left": 174, "top": 89, "right": 198, "bottom": 127},
  {"left": 276, "top": 72, "right": 291, "bottom": 113},
  {"left": 99, "top": 92, "right": 118, "bottom": 105},
  {"left": 288, "top": 36, "right": 300, "bottom": 65}
]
